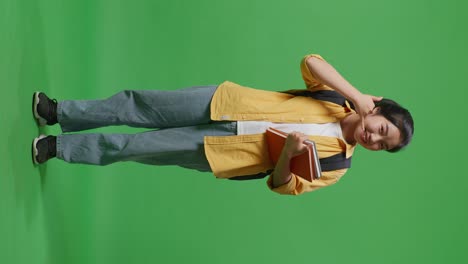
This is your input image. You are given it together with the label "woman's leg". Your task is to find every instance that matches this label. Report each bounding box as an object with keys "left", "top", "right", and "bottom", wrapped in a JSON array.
[
  {"left": 56, "top": 121, "right": 237, "bottom": 172},
  {"left": 57, "top": 85, "right": 218, "bottom": 132}
]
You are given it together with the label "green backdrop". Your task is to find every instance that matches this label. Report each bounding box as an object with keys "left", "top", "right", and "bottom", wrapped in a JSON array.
[{"left": 1, "top": 0, "right": 466, "bottom": 263}]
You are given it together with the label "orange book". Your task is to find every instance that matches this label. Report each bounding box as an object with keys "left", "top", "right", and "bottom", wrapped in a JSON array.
[{"left": 265, "top": 127, "right": 322, "bottom": 182}]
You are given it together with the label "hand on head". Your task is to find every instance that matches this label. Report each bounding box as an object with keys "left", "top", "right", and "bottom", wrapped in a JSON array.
[{"left": 353, "top": 93, "right": 383, "bottom": 130}]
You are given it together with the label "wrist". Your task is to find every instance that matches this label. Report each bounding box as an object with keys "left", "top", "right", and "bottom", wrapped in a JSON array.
[
  {"left": 281, "top": 149, "right": 294, "bottom": 160},
  {"left": 348, "top": 89, "right": 363, "bottom": 104}
]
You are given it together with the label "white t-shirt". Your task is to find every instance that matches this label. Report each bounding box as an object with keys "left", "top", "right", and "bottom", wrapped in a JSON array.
[{"left": 237, "top": 121, "right": 344, "bottom": 140}]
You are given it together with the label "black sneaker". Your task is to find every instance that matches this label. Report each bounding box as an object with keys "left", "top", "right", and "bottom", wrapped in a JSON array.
[
  {"left": 32, "top": 135, "right": 57, "bottom": 165},
  {"left": 33, "top": 92, "right": 58, "bottom": 126}
]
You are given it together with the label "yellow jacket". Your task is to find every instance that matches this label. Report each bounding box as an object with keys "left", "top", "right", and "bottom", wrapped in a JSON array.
[{"left": 204, "top": 54, "right": 356, "bottom": 195}]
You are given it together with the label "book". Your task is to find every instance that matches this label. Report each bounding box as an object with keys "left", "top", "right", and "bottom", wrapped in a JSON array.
[{"left": 265, "top": 127, "right": 322, "bottom": 182}]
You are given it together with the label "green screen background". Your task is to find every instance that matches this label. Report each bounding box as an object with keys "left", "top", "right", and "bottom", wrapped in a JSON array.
[{"left": 1, "top": 0, "right": 466, "bottom": 263}]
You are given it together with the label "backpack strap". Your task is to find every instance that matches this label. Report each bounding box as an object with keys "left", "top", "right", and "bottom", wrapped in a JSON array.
[
  {"left": 228, "top": 152, "right": 351, "bottom": 181},
  {"left": 319, "top": 152, "right": 351, "bottom": 171},
  {"left": 283, "top": 89, "right": 355, "bottom": 110},
  {"left": 228, "top": 169, "right": 274, "bottom": 181}
]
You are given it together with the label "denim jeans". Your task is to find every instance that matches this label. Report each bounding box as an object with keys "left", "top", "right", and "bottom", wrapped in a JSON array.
[{"left": 55, "top": 85, "right": 237, "bottom": 172}]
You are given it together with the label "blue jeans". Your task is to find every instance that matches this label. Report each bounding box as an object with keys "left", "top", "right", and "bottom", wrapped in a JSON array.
[{"left": 55, "top": 85, "right": 237, "bottom": 172}]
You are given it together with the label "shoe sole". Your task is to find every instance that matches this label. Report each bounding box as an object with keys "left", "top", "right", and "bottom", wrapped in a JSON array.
[
  {"left": 32, "top": 135, "right": 47, "bottom": 165},
  {"left": 33, "top": 92, "right": 47, "bottom": 126}
]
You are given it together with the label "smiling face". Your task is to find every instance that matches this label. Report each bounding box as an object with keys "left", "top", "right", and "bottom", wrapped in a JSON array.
[{"left": 354, "top": 108, "right": 402, "bottom": 151}]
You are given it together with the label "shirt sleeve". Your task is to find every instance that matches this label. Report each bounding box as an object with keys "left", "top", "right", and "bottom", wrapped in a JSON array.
[
  {"left": 300, "top": 54, "right": 334, "bottom": 92},
  {"left": 266, "top": 169, "right": 348, "bottom": 195}
]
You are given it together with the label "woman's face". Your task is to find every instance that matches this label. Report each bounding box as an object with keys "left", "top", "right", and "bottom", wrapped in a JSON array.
[{"left": 354, "top": 108, "right": 402, "bottom": 151}]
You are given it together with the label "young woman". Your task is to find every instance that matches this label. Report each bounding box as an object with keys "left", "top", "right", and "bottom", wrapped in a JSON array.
[{"left": 31, "top": 54, "right": 414, "bottom": 195}]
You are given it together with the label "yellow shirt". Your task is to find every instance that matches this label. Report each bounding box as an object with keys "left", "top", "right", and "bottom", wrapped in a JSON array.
[{"left": 204, "top": 54, "right": 356, "bottom": 195}]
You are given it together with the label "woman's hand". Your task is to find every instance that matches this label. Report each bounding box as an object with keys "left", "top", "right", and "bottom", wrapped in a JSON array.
[
  {"left": 283, "top": 132, "right": 309, "bottom": 158},
  {"left": 351, "top": 93, "right": 383, "bottom": 129},
  {"left": 272, "top": 131, "right": 308, "bottom": 188},
  {"left": 305, "top": 56, "right": 383, "bottom": 128}
]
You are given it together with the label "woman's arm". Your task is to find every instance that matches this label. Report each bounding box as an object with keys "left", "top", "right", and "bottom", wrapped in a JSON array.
[
  {"left": 306, "top": 57, "right": 382, "bottom": 125},
  {"left": 271, "top": 132, "right": 308, "bottom": 188}
]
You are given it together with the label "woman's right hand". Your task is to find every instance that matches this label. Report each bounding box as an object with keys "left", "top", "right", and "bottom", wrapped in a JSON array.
[
  {"left": 351, "top": 93, "right": 383, "bottom": 129},
  {"left": 283, "top": 131, "right": 309, "bottom": 158}
]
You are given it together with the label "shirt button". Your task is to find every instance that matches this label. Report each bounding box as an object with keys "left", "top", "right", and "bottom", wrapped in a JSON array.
[
  {"left": 242, "top": 115, "right": 246, "bottom": 119},
  {"left": 300, "top": 118, "right": 305, "bottom": 122}
]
